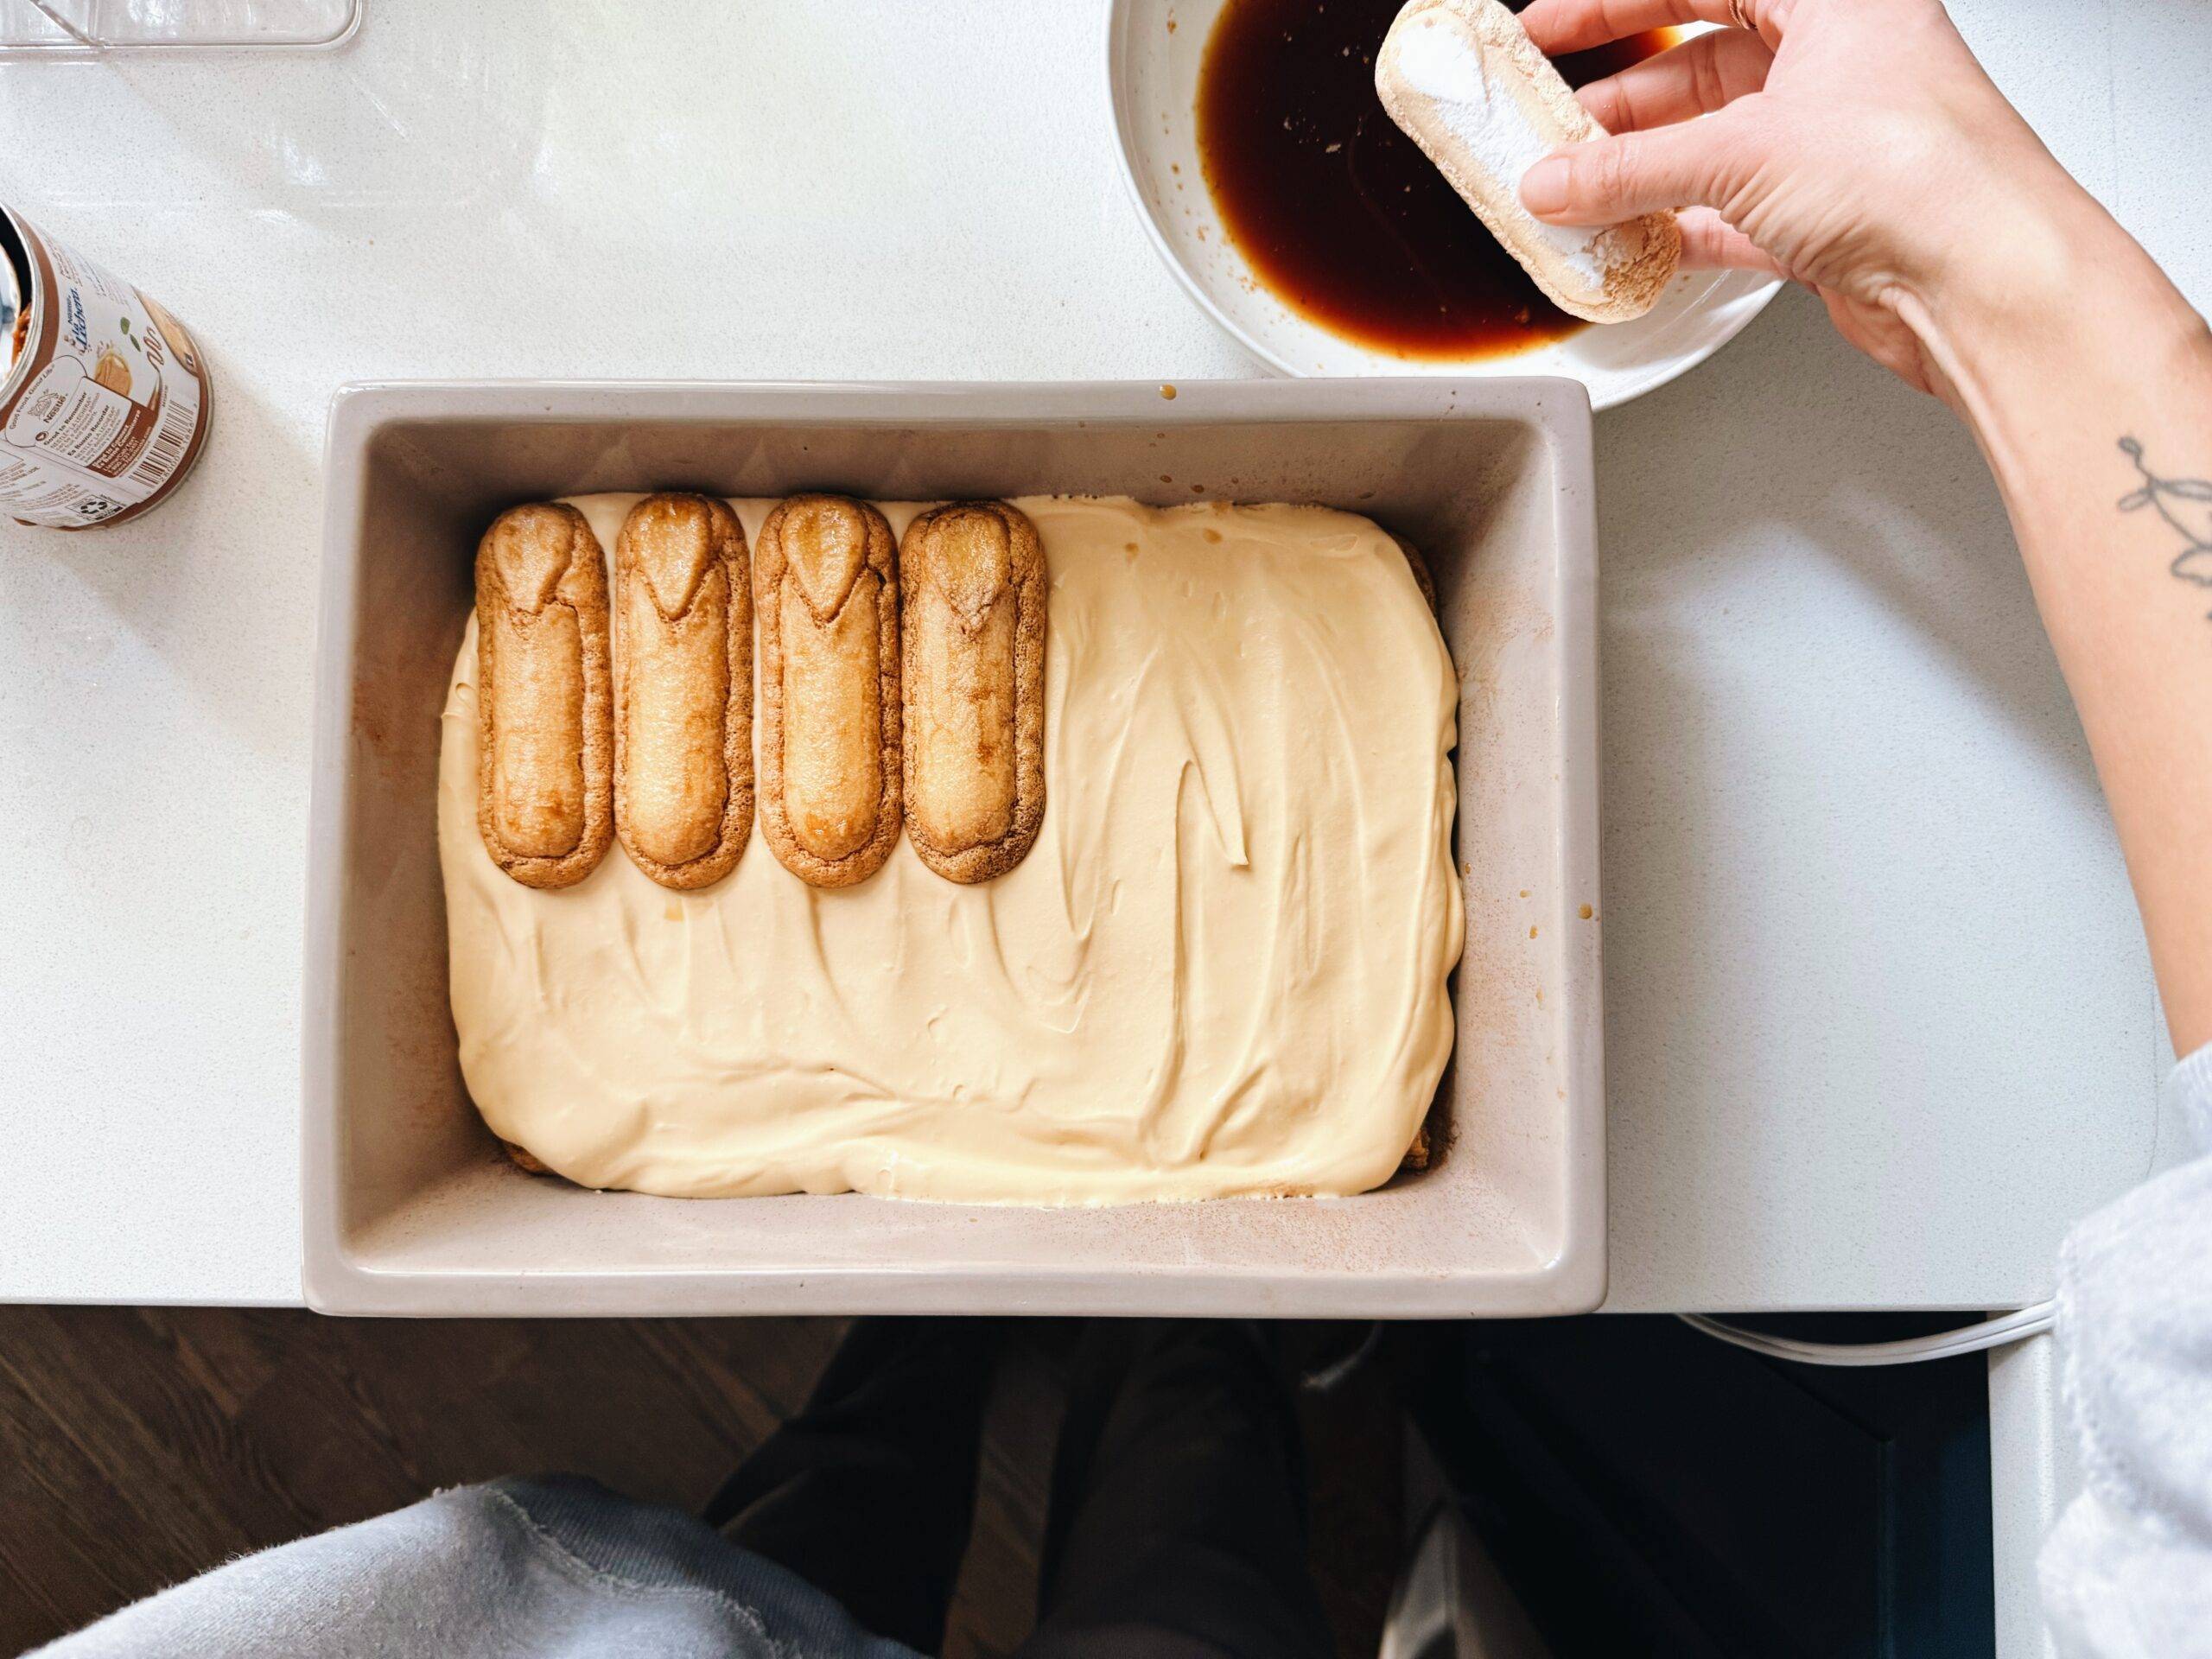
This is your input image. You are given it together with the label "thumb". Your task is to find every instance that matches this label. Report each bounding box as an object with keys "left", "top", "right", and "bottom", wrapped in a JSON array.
[{"left": 1520, "top": 116, "right": 1751, "bottom": 226}]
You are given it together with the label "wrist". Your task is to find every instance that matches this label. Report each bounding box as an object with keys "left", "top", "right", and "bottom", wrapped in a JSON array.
[{"left": 1895, "top": 190, "right": 2206, "bottom": 436}]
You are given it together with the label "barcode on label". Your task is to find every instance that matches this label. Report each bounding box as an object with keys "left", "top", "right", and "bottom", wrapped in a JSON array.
[{"left": 122, "top": 387, "right": 198, "bottom": 494}]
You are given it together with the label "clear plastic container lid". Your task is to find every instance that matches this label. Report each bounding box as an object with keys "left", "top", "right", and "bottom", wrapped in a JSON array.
[{"left": 0, "top": 0, "right": 358, "bottom": 51}]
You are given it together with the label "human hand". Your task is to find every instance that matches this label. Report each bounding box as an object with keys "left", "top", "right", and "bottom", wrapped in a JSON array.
[{"left": 1513, "top": 0, "right": 2108, "bottom": 400}]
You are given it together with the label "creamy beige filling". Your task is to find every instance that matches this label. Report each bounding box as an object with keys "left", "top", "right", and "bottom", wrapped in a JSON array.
[{"left": 439, "top": 494, "right": 1463, "bottom": 1203}]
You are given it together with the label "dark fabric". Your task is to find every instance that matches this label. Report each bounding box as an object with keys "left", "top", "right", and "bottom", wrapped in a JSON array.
[
  {"left": 707, "top": 1317, "right": 1331, "bottom": 1659},
  {"left": 1020, "top": 1320, "right": 1333, "bottom": 1659},
  {"left": 708, "top": 1319, "right": 1006, "bottom": 1654}
]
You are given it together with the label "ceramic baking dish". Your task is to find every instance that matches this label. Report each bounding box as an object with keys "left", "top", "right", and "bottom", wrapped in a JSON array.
[{"left": 302, "top": 379, "right": 1603, "bottom": 1317}]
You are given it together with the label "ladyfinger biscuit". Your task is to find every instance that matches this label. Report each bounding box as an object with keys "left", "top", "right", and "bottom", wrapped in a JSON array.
[
  {"left": 613, "top": 493, "right": 753, "bottom": 890},
  {"left": 475, "top": 502, "right": 613, "bottom": 889},
  {"left": 900, "top": 501, "right": 1047, "bottom": 884},
  {"left": 500, "top": 1139, "right": 553, "bottom": 1175},
  {"left": 1389, "top": 531, "right": 1439, "bottom": 612},
  {"left": 1376, "top": 0, "right": 1679, "bottom": 323},
  {"left": 755, "top": 494, "right": 902, "bottom": 887}
]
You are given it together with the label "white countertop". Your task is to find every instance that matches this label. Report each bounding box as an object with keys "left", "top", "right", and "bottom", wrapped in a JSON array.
[{"left": 0, "top": 0, "right": 2198, "bottom": 1309}]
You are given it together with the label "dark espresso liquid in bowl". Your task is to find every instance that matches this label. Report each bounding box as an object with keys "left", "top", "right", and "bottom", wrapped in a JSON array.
[{"left": 1197, "top": 0, "right": 1676, "bottom": 359}]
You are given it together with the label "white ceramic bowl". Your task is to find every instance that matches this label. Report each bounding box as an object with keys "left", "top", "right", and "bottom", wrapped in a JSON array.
[{"left": 1105, "top": 0, "right": 1781, "bottom": 409}]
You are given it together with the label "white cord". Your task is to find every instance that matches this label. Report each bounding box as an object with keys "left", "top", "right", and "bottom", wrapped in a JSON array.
[
  {"left": 1677, "top": 1301, "right": 2057, "bottom": 1367},
  {"left": 1299, "top": 1322, "right": 1384, "bottom": 1393}
]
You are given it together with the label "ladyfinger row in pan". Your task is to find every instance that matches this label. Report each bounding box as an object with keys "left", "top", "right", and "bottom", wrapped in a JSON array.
[
  {"left": 1375, "top": 0, "right": 1679, "bottom": 324},
  {"left": 477, "top": 494, "right": 1047, "bottom": 893}
]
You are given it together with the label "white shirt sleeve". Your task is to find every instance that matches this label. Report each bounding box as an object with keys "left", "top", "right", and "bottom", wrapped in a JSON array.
[{"left": 2040, "top": 1042, "right": 2212, "bottom": 1657}]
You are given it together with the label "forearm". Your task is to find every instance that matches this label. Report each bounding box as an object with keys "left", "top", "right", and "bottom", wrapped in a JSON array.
[
  {"left": 1912, "top": 207, "right": 2212, "bottom": 1051},
  {"left": 1511, "top": 0, "right": 2212, "bottom": 1047}
]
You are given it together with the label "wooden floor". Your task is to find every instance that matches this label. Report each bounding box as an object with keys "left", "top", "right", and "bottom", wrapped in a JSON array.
[{"left": 0, "top": 1308, "right": 1398, "bottom": 1656}]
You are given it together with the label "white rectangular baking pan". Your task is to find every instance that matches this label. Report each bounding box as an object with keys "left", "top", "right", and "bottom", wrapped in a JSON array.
[{"left": 303, "top": 379, "right": 1603, "bottom": 1317}]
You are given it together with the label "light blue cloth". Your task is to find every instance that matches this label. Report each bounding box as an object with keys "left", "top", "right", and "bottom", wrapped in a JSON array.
[
  {"left": 2042, "top": 1042, "right": 2212, "bottom": 1656},
  {"left": 31, "top": 1474, "right": 920, "bottom": 1658}
]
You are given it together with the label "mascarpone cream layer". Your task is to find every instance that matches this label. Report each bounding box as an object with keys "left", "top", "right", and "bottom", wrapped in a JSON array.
[{"left": 439, "top": 493, "right": 1462, "bottom": 1202}]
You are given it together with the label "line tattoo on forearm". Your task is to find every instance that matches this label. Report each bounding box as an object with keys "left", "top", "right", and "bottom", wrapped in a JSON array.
[{"left": 2118, "top": 437, "right": 2212, "bottom": 621}]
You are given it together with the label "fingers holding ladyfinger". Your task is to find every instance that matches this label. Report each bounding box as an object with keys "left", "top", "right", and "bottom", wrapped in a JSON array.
[
  {"left": 900, "top": 501, "right": 1048, "bottom": 885},
  {"left": 756, "top": 494, "right": 903, "bottom": 888},
  {"left": 613, "top": 493, "right": 753, "bottom": 891},
  {"left": 475, "top": 502, "right": 614, "bottom": 890}
]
